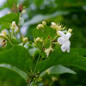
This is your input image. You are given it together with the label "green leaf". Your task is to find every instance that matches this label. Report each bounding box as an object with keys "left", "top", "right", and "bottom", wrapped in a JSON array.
[
  {"left": 0, "top": 64, "right": 28, "bottom": 81},
  {"left": 0, "top": 13, "right": 19, "bottom": 30},
  {"left": 34, "top": 0, "right": 44, "bottom": 7},
  {"left": 47, "top": 65, "right": 76, "bottom": 74},
  {"left": 40, "top": 65, "right": 76, "bottom": 77},
  {"left": 33, "top": 26, "right": 56, "bottom": 48},
  {"left": 55, "top": 0, "right": 86, "bottom": 6},
  {"left": 0, "top": 45, "right": 33, "bottom": 73},
  {"left": 35, "top": 47, "right": 86, "bottom": 73}
]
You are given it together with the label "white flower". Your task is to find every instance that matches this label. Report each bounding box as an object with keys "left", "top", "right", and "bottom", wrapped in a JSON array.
[{"left": 57, "top": 31, "right": 71, "bottom": 53}]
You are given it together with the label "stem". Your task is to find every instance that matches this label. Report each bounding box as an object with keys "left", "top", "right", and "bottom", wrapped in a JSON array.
[
  {"left": 7, "top": 38, "right": 14, "bottom": 46},
  {"left": 6, "top": 36, "right": 14, "bottom": 46},
  {"left": 52, "top": 35, "right": 58, "bottom": 42},
  {"left": 34, "top": 52, "right": 41, "bottom": 73},
  {"left": 51, "top": 42, "right": 59, "bottom": 45},
  {"left": 18, "top": 13, "right": 23, "bottom": 42}
]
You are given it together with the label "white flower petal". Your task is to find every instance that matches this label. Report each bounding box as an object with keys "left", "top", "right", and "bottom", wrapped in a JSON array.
[
  {"left": 58, "top": 37, "right": 65, "bottom": 44},
  {"left": 67, "top": 47, "right": 70, "bottom": 53},
  {"left": 61, "top": 44, "right": 67, "bottom": 52},
  {"left": 58, "top": 31, "right": 65, "bottom": 37},
  {"left": 66, "top": 33, "right": 71, "bottom": 40},
  {"left": 64, "top": 41, "right": 70, "bottom": 49}
]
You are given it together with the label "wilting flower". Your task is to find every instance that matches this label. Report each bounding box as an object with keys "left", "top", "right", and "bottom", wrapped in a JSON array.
[
  {"left": 0, "top": 38, "right": 6, "bottom": 47},
  {"left": 57, "top": 31, "right": 71, "bottom": 53}
]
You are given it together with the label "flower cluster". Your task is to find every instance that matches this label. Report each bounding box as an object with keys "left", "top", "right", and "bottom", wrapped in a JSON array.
[
  {"left": 0, "top": 20, "right": 72, "bottom": 57},
  {"left": 35, "top": 21, "right": 72, "bottom": 56},
  {"left": 0, "top": 21, "right": 28, "bottom": 48},
  {"left": 51, "top": 22, "right": 72, "bottom": 53}
]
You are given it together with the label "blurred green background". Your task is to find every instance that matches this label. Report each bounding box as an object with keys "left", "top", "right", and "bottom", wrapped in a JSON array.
[{"left": 0, "top": 0, "right": 86, "bottom": 86}]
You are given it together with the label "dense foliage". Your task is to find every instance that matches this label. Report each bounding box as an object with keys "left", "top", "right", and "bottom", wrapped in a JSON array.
[{"left": 0, "top": 0, "right": 86, "bottom": 86}]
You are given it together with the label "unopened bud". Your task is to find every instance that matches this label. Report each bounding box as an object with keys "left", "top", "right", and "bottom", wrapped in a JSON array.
[
  {"left": 1, "top": 31, "right": 6, "bottom": 37},
  {"left": 11, "top": 21, "right": 16, "bottom": 30},
  {"left": 42, "top": 21, "right": 46, "bottom": 26},
  {"left": 51, "top": 22, "right": 56, "bottom": 26},
  {"left": 68, "top": 28, "right": 72, "bottom": 33},
  {"left": 22, "top": 9, "right": 26, "bottom": 13},
  {"left": 51, "top": 22, "right": 57, "bottom": 29},
  {"left": 23, "top": 37, "right": 28, "bottom": 43},
  {"left": 52, "top": 76, "right": 57, "bottom": 82},
  {"left": 12, "top": 21, "right": 16, "bottom": 27},
  {"left": 37, "top": 24, "right": 44, "bottom": 30},
  {"left": 34, "top": 37, "right": 43, "bottom": 43}
]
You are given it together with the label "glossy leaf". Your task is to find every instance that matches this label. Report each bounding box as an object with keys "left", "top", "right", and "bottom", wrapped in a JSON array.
[
  {"left": 0, "top": 64, "right": 28, "bottom": 80},
  {"left": 0, "top": 45, "right": 33, "bottom": 72},
  {"left": 35, "top": 47, "right": 86, "bottom": 73}
]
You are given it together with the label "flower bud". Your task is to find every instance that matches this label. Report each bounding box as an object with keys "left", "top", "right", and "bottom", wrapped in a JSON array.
[
  {"left": 34, "top": 37, "right": 43, "bottom": 43},
  {"left": 22, "top": 9, "right": 26, "bottom": 13},
  {"left": 37, "top": 24, "right": 44, "bottom": 30},
  {"left": 42, "top": 21, "right": 46, "bottom": 26},
  {"left": 68, "top": 28, "right": 72, "bottom": 33},
  {"left": 51, "top": 22, "right": 57, "bottom": 30},
  {"left": 11, "top": 21, "right": 16, "bottom": 30},
  {"left": 23, "top": 37, "right": 28, "bottom": 43},
  {"left": 52, "top": 76, "right": 57, "bottom": 82},
  {"left": 1, "top": 31, "right": 7, "bottom": 37}
]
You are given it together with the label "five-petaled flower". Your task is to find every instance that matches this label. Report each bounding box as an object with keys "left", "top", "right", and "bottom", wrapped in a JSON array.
[{"left": 57, "top": 31, "right": 71, "bottom": 53}]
